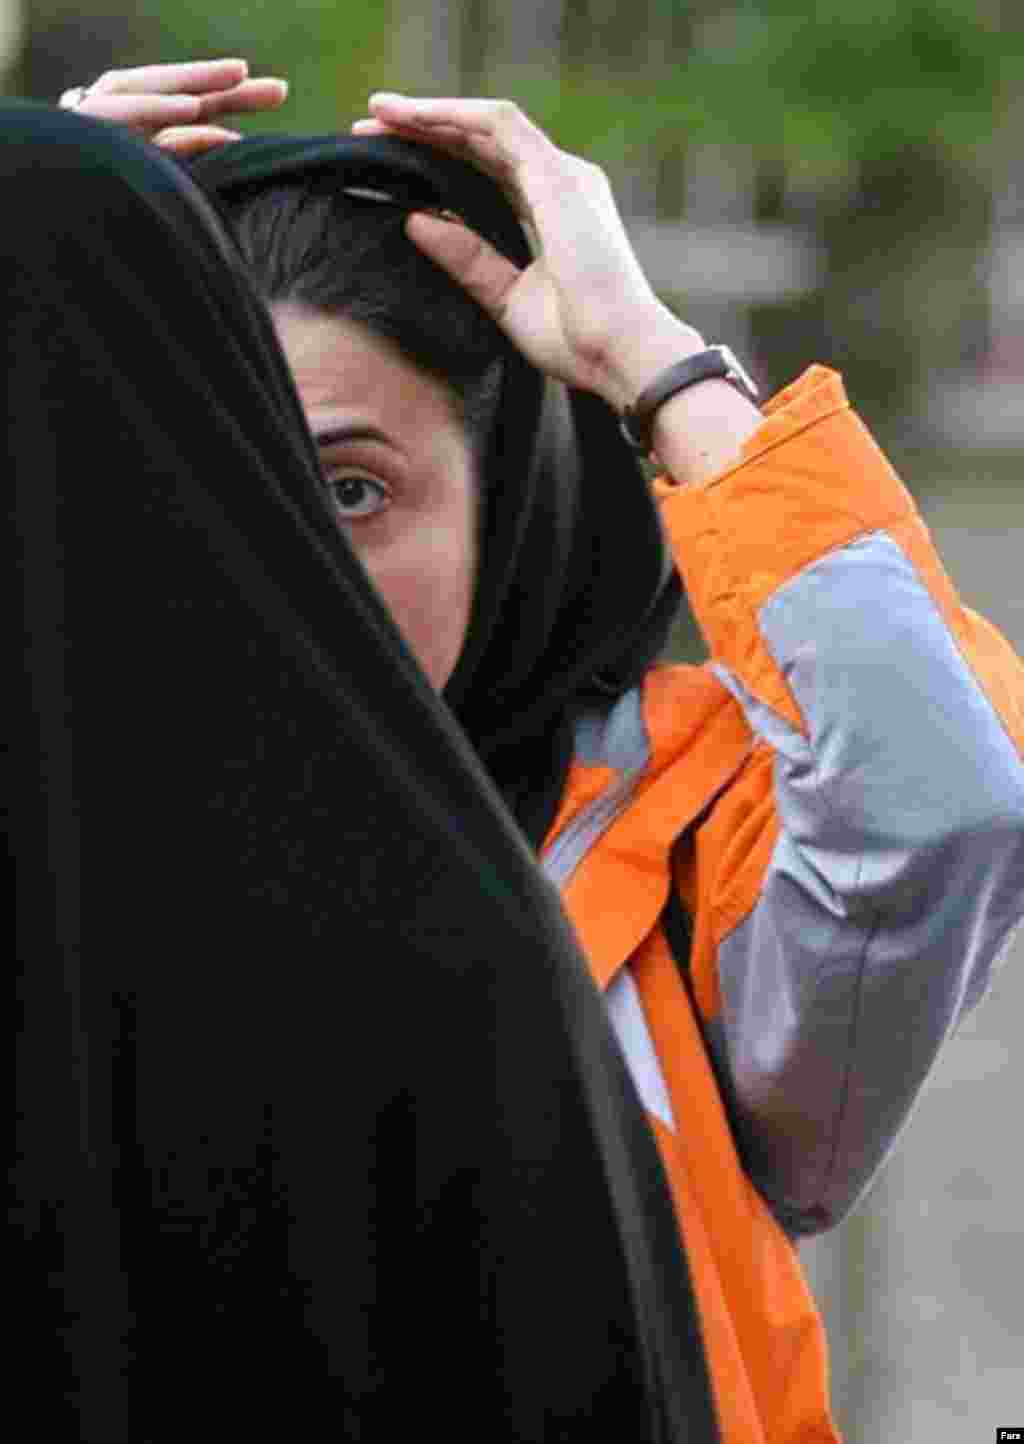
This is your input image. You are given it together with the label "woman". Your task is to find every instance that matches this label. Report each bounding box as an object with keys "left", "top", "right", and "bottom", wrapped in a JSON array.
[{"left": 55, "top": 63, "right": 1024, "bottom": 1442}]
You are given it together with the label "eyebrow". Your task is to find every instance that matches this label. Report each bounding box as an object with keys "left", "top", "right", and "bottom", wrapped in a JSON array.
[{"left": 312, "top": 424, "right": 394, "bottom": 449}]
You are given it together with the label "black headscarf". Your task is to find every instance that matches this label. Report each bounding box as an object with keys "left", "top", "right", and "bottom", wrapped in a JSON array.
[
  {"left": 10, "top": 104, "right": 717, "bottom": 1439},
  {"left": 191, "top": 135, "right": 683, "bottom": 846}
]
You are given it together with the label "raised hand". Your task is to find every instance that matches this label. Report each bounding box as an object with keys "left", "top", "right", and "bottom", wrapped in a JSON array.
[
  {"left": 351, "top": 93, "right": 699, "bottom": 409},
  {"left": 60, "top": 59, "right": 287, "bottom": 158}
]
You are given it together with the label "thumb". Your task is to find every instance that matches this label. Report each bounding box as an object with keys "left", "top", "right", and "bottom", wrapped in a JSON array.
[{"left": 405, "top": 212, "right": 521, "bottom": 323}]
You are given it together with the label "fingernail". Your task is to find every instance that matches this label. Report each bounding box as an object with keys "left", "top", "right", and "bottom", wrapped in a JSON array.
[{"left": 369, "top": 91, "right": 402, "bottom": 106}]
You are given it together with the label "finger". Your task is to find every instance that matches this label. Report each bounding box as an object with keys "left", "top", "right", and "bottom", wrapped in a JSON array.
[
  {"left": 352, "top": 116, "right": 466, "bottom": 143},
  {"left": 368, "top": 93, "right": 522, "bottom": 135},
  {"left": 367, "top": 94, "right": 552, "bottom": 168},
  {"left": 70, "top": 92, "right": 203, "bottom": 131},
  {"left": 197, "top": 77, "right": 289, "bottom": 121},
  {"left": 89, "top": 59, "right": 249, "bottom": 97},
  {"left": 153, "top": 125, "right": 244, "bottom": 157},
  {"left": 405, "top": 213, "right": 522, "bottom": 322},
  {"left": 351, "top": 116, "right": 479, "bottom": 158}
]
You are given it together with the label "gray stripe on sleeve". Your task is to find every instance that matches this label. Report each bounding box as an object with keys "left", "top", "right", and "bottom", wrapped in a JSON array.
[{"left": 709, "top": 532, "right": 1024, "bottom": 1232}]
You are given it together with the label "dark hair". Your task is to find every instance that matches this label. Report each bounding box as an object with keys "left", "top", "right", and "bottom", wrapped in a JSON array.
[{"left": 222, "top": 178, "right": 506, "bottom": 466}]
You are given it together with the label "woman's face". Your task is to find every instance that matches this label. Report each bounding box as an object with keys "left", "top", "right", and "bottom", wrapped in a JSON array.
[{"left": 272, "top": 303, "right": 478, "bottom": 691}]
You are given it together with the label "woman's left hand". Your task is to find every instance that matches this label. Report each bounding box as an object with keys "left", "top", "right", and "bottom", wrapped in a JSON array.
[{"left": 352, "top": 95, "right": 703, "bottom": 411}]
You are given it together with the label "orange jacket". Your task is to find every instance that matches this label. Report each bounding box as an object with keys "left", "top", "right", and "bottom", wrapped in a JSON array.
[{"left": 540, "top": 367, "right": 1024, "bottom": 1444}]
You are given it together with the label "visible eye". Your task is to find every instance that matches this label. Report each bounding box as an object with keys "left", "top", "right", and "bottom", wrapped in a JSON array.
[{"left": 326, "top": 473, "right": 391, "bottom": 521}]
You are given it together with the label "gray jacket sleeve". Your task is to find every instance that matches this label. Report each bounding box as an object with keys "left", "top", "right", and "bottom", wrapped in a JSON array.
[{"left": 707, "top": 531, "right": 1024, "bottom": 1236}]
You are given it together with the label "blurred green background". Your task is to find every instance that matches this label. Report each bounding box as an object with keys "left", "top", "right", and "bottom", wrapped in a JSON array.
[{"left": 5, "top": 4, "right": 1021, "bottom": 1440}]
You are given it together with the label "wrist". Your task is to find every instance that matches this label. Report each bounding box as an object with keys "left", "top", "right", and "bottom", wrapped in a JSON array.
[{"left": 593, "top": 306, "right": 706, "bottom": 414}]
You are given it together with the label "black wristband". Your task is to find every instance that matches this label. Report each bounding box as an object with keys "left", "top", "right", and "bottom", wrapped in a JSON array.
[{"left": 619, "top": 345, "right": 759, "bottom": 457}]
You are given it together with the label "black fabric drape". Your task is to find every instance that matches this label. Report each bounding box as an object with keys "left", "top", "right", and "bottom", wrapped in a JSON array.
[
  {"left": 191, "top": 135, "right": 686, "bottom": 850},
  {"left": 9, "top": 105, "right": 718, "bottom": 1440}
]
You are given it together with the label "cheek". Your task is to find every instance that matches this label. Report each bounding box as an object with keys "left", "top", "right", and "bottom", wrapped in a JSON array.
[{"left": 358, "top": 518, "right": 477, "bottom": 691}]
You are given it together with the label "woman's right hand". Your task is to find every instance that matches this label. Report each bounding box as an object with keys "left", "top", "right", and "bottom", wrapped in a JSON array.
[{"left": 59, "top": 59, "right": 288, "bottom": 157}]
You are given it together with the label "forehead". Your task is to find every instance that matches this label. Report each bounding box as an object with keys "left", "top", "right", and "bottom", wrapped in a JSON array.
[{"left": 270, "top": 303, "right": 457, "bottom": 427}]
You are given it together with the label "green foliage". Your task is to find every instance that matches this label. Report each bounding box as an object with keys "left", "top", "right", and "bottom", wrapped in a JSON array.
[
  {"left": 138, "top": 0, "right": 396, "bottom": 131},
  {"left": 414, "top": 1, "right": 1023, "bottom": 188},
  {"left": 605, "top": 0, "right": 1019, "bottom": 182}
]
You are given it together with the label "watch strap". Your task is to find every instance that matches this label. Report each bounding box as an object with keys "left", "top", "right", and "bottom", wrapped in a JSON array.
[{"left": 619, "top": 345, "right": 759, "bottom": 456}]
